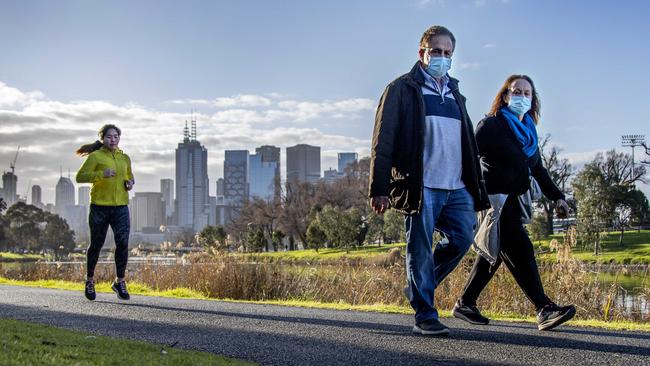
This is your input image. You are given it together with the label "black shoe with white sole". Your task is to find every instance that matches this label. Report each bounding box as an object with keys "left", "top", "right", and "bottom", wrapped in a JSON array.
[
  {"left": 537, "top": 303, "right": 576, "bottom": 331},
  {"left": 84, "top": 280, "right": 96, "bottom": 301},
  {"left": 413, "top": 318, "right": 450, "bottom": 336},
  {"left": 111, "top": 280, "right": 130, "bottom": 300},
  {"left": 452, "top": 300, "right": 489, "bottom": 325}
]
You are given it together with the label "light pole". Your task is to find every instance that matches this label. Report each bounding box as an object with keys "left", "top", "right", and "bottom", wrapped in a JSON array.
[{"left": 621, "top": 134, "right": 646, "bottom": 183}]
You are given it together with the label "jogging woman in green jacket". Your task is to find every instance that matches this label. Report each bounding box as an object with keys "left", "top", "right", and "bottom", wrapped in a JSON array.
[{"left": 76, "top": 124, "right": 134, "bottom": 301}]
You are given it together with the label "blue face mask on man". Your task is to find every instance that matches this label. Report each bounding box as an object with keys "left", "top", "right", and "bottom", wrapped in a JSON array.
[
  {"left": 507, "top": 96, "right": 532, "bottom": 116},
  {"left": 425, "top": 56, "right": 452, "bottom": 79}
]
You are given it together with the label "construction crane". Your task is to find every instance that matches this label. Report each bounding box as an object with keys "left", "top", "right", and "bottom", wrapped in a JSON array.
[{"left": 9, "top": 146, "right": 20, "bottom": 174}]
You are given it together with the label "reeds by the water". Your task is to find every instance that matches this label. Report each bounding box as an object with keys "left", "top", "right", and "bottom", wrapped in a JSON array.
[{"left": 2, "top": 248, "right": 647, "bottom": 322}]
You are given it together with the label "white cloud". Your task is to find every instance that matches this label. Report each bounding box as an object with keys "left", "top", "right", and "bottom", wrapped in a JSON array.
[
  {"left": 0, "top": 82, "right": 45, "bottom": 108},
  {"left": 0, "top": 81, "right": 374, "bottom": 204},
  {"left": 482, "top": 43, "right": 496, "bottom": 49}
]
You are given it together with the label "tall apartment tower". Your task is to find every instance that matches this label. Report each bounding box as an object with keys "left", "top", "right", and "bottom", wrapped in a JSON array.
[
  {"left": 160, "top": 179, "right": 174, "bottom": 225},
  {"left": 175, "top": 119, "right": 210, "bottom": 232},
  {"left": 254, "top": 145, "right": 281, "bottom": 199},
  {"left": 1, "top": 171, "right": 18, "bottom": 207},
  {"left": 224, "top": 150, "right": 249, "bottom": 211},
  {"left": 286, "top": 144, "right": 320, "bottom": 184},
  {"left": 31, "top": 185, "right": 42, "bottom": 207},
  {"left": 55, "top": 175, "right": 75, "bottom": 215},
  {"left": 78, "top": 186, "right": 91, "bottom": 208},
  {"left": 130, "top": 192, "right": 164, "bottom": 232}
]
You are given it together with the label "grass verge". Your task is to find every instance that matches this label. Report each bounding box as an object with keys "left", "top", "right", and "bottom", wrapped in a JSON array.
[
  {"left": 535, "top": 230, "right": 650, "bottom": 265},
  {"left": 2, "top": 277, "right": 648, "bottom": 333},
  {"left": 0, "top": 317, "right": 254, "bottom": 366}
]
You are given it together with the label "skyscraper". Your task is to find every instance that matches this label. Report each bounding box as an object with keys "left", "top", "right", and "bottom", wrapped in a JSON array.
[
  {"left": 286, "top": 144, "right": 320, "bottom": 183},
  {"left": 338, "top": 152, "right": 358, "bottom": 175},
  {"left": 224, "top": 150, "right": 249, "bottom": 211},
  {"left": 55, "top": 175, "right": 75, "bottom": 215},
  {"left": 175, "top": 119, "right": 210, "bottom": 232},
  {"left": 160, "top": 179, "right": 174, "bottom": 225},
  {"left": 255, "top": 145, "right": 281, "bottom": 198},
  {"left": 31, "top": 185, "right": 42, "bottom": 207},
  {"left": 1, "top": 171, "right": 18, "bottom": 207},
  {"left": 216, "top": 177, "right": 225, "bottom": 197},
  {"left": 130, "top": 192, "right": 164, "bottom": 232},
  {"left": 249, "top": 153, "right": 278, "bottom": 200},
  {"left": 78, "top": 186, "right": 91, "bottom": 208}
]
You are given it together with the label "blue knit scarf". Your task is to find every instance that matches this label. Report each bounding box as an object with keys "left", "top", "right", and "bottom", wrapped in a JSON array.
[{"left": 501, "top": 107, "right": 538, "bottom": 158}]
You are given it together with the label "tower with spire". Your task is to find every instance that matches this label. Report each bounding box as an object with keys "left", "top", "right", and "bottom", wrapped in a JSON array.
[{"left": 175, "top": 112, "right": 210, "bottom": 232}]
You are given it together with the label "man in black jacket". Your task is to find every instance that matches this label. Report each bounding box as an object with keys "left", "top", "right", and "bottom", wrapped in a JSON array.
[{"left": 369, "top": 25, "right": 489, "bottom": 336}]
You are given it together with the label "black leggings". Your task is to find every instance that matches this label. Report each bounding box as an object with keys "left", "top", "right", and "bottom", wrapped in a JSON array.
[
  {"left": 86, "top": 204, "right": 130, "bottom": 278},
  {"left": 460, "top": 196, "right": 551, "bottom": 310}
]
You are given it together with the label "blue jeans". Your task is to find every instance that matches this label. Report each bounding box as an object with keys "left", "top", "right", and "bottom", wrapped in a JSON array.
[{"left": 405, "top": 187, "right": 477, "bottom": 323}]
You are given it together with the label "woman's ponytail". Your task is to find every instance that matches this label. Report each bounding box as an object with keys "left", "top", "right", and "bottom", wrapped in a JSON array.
[
  {"left": 76, "top": 140, "right": 103, "bottom": 156},
  {"left": 75, "top": 124, "right": 121, "bottom": 156}
]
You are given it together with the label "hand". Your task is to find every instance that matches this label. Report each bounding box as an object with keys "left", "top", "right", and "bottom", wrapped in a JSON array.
[
  {"left": 124, "top": 179, "right": 134, "bottom": 191},
  {"left": 103, "top": 169, "right": 116, "bottom": 178},
  {"left": 555, "top": 199, "right": 570, "bottom": 218},
  {"left": 370, "top": 196, "right": 390, "bottom": 215}
]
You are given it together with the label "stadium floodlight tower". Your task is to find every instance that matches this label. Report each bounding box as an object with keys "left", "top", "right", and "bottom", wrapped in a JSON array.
[{"left": 621, "top": 134, "right": 646, "bottom": 181}]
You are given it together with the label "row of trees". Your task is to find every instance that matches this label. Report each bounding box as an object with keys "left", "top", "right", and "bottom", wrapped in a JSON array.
[
  {"left": 196, "top": 134, "right": 649, "bottom": 254},
  {"left": 0, "top": 201, "right": 76, "bottom": 259},
  {"left": 532, "top": 134, "right": 649, "bottom": 253},
  {"left": 198, "top": 158, "right": 406, "bottom": 252}
]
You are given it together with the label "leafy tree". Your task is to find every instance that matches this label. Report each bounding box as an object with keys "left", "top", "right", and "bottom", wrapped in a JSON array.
[
  {"left": 306, "top": 221, "right": 327, "bottom": 251},
  {"left": 365, "top": 212, "right": 385, "bottom": 246},
  {"left": 41, "top": 212, "right": 75, "bottom": 260},
  {"left": 4, "top": 202, "right": 46, "bottom": 252},
  {"left": 383, "top": 210, "right": 405, "bottom": 243},
  {"left": 316, "top": 205, "right": 363, "bottom": 250},
  {"left": 245, "top": 226, "right": 265, "bottom": 252},
  {"left": 271, "top": 230, "right": 285, "bottom": 251},
  {"left": 528, "top": 213, "right": 549, "bottom": 245},
  {"left": 196, "top": 225, "right": 227, "bottom": 252},
  {"left": 572, "top": 150, "right": 646, "bottom": 252}
]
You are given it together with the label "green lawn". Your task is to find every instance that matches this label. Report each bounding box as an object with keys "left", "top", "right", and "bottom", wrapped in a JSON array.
[
  {"left": 241, "top": 242, "right": 405, "bottom": 262},
  {"left": 0, "top": 318, "right": 254, "bottom": 366},
  {"left": 0, "top": 252, "right": 44, "bottom": 262},
  {"left": 242, "top": 230, "right": 650, "bottom": 265},
  {"left": 535, "top": 230, "right": 650, "bottom": 264}
]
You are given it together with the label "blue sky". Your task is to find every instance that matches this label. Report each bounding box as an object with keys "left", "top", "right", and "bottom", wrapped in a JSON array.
[{"left": 1, "top": 0, "right": 649, "bottom": 203}]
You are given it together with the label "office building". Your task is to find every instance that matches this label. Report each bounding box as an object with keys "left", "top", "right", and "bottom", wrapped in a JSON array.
[{"left": 286, "top": 144, "right": 320, "bottom": 184}]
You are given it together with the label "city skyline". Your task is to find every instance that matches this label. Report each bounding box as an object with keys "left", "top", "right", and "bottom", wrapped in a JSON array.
[{"left": 1, "top": 1, "right": 649, "bottom": 203}]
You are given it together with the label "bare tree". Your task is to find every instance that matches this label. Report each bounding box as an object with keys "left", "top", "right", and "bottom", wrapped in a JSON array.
[{"left": 538, "top": 134, "right": 574, "bottom": 235}]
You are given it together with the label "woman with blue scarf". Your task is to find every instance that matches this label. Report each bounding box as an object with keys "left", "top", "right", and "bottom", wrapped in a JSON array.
[{"left": 451, "top": 75, "right": 575, "bottom": 331}]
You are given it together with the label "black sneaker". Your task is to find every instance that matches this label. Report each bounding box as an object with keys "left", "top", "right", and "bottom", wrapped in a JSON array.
[
  {"left": 111, "top": 280, "right": 130, "bottom": 300},
  {"left": 452, "top": 300, "right": 489, "bottom": 325},
  {"left": 537, "top": 303, "right": 576, "bottom": 331},
  {"left": 84, "top": 280, "right": 96, "bottom": 301},
  {"left": 413, "top": 318, "right": 450, "bottom": 336}
]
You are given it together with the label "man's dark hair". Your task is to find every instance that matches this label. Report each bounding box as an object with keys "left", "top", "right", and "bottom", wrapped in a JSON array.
[{"left": 419, "top": 25, "right": 456, "bottom": 50}]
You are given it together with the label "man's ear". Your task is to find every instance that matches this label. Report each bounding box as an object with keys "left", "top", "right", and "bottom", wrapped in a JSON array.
[{"left": 418, "top": 48, "right": 425, "bottom": 62}]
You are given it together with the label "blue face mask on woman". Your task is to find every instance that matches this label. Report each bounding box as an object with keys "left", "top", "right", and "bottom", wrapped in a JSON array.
[
  {"left": 425, "top": 56, "right": 452, "bottom": 79},
  {"left": 507, "top": 96, "right": 532, "bottom": 116}
]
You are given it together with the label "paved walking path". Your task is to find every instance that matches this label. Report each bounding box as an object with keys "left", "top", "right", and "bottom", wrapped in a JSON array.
[{"left": 1, "top": 285, "right": 648, "bottom": 365}]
